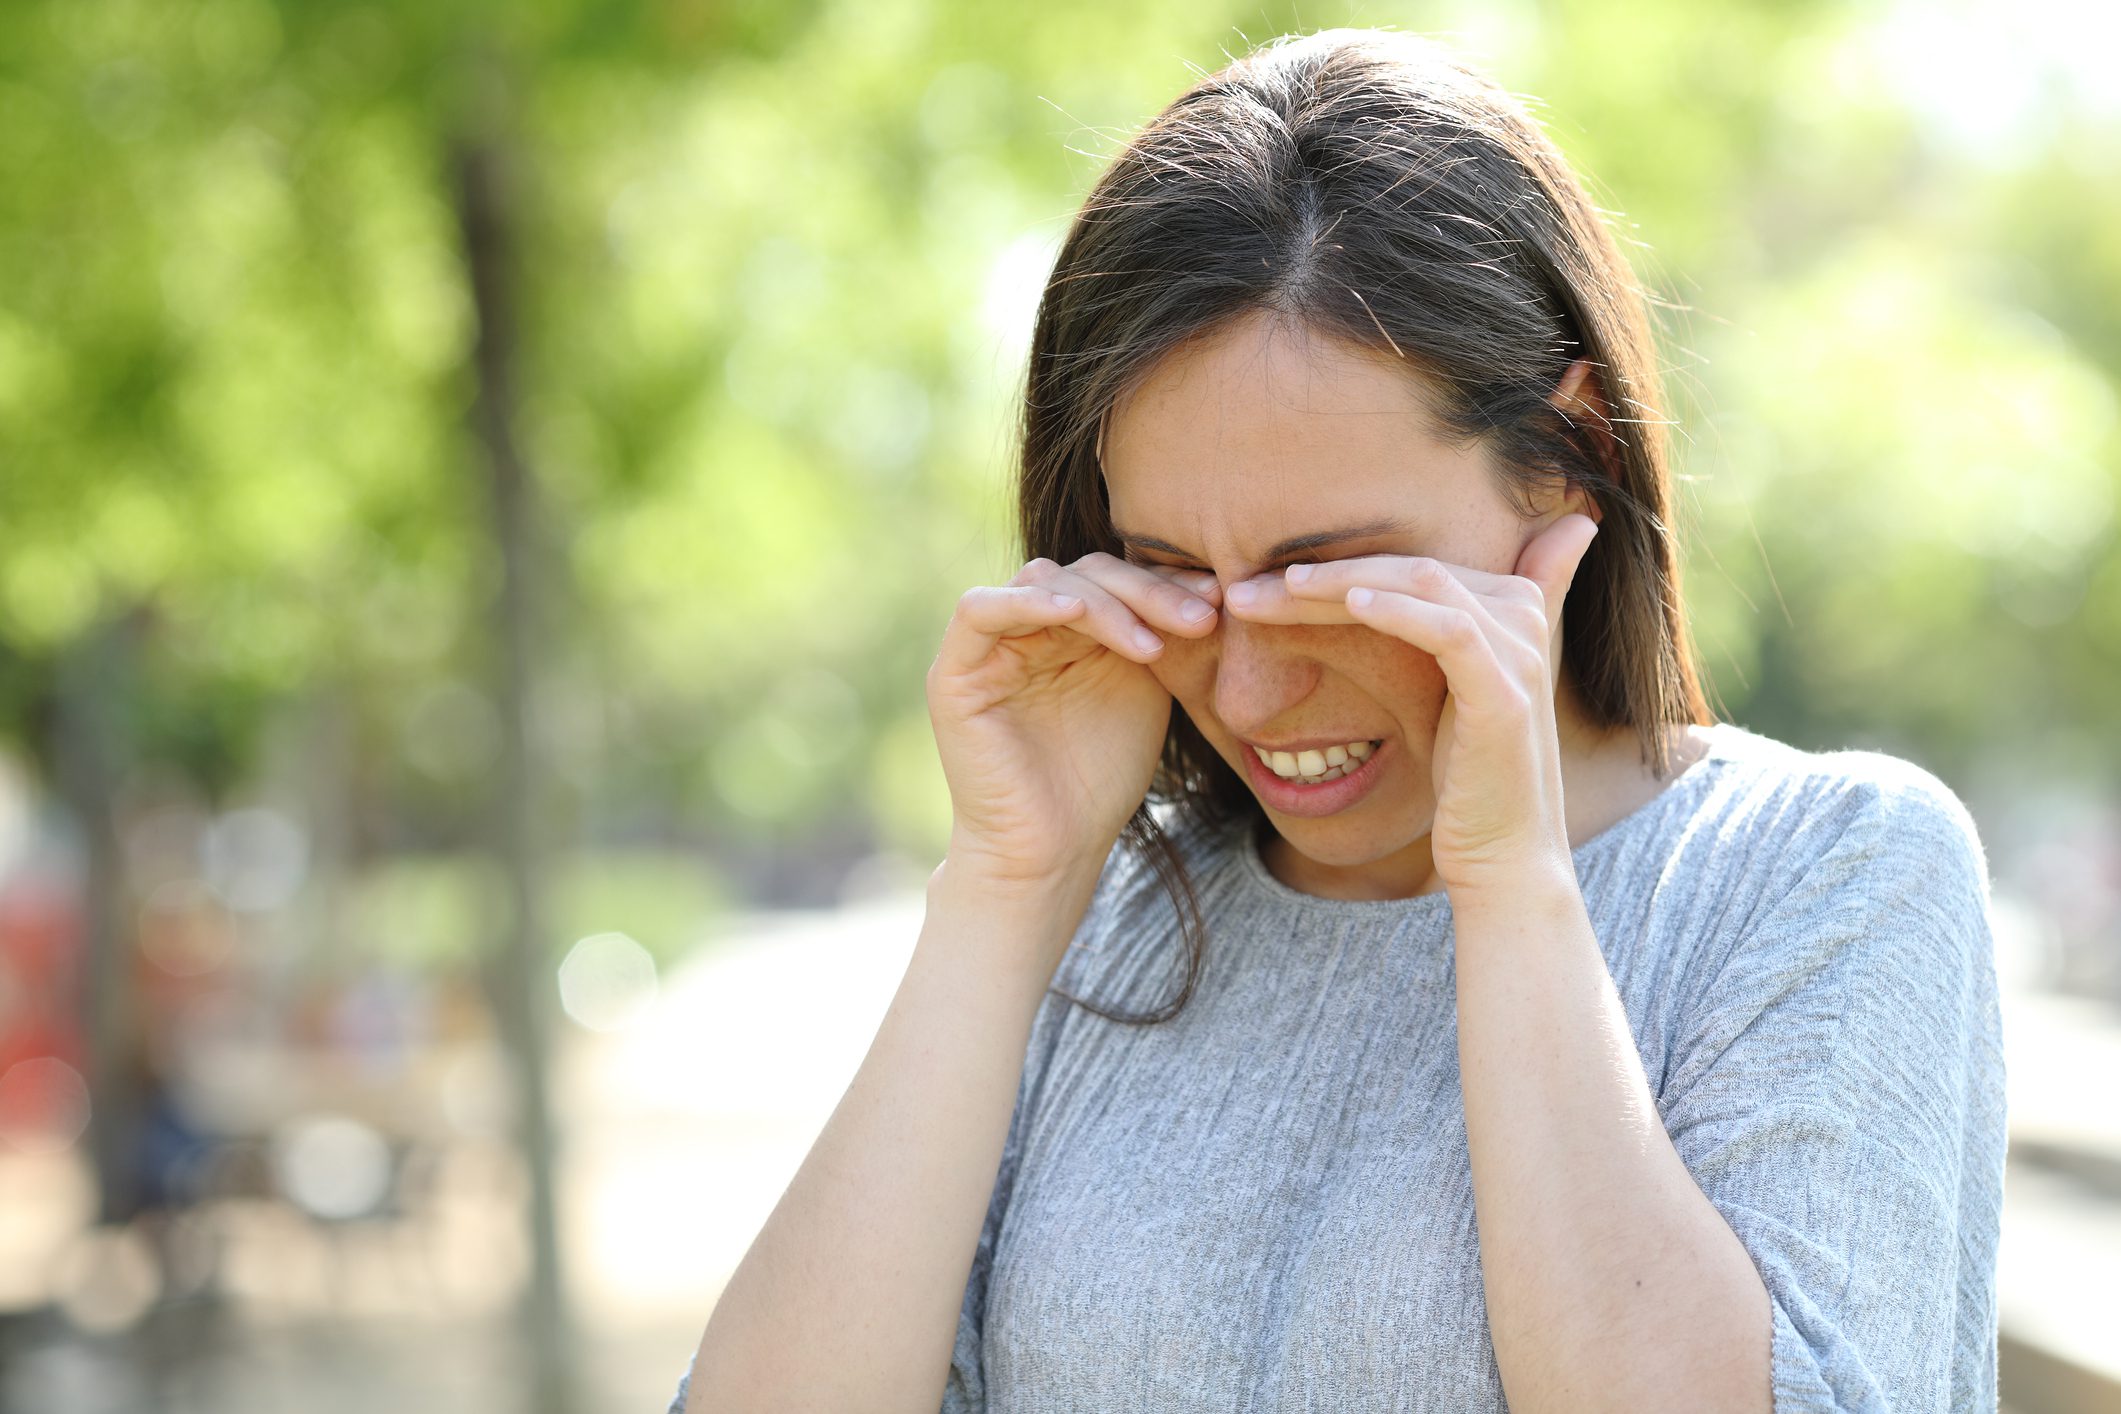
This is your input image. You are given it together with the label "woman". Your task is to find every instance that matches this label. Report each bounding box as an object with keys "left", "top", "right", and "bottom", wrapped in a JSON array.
[{"left": 674, "top": 28, "right": 2004, "bottom": 1413}]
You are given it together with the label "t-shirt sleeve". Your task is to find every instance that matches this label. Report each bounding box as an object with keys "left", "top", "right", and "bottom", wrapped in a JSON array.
[{"left": 1655, "top": 762, "right": 2007, "bottom": 1413}]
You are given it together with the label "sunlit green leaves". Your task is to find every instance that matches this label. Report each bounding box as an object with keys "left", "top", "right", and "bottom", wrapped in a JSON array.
[{"left": 4, "top": 0, "right": 2118, "bottom": 871}]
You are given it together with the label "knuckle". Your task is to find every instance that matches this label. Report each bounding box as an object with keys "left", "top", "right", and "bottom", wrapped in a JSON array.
[
  {"left": 1152, "top": 572, "right": 1195, "bottom": 601},
  {"left": 1504, "top": 600, "right": 1548, "bottom": 632}
]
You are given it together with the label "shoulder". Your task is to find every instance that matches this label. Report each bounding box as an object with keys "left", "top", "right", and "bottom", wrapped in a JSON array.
[
  {"left": 1659, "top": 732, "right": 2005, "bottom": 1120},
  {"left": 1691, "top": 725, "right": 1989, "bottom": 905},
  {"left": 1662, "top": 727, "right": 1995, "bottom": 1013}
]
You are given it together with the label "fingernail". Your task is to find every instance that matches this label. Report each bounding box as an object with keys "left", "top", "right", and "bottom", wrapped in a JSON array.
[
  {"left": 1179, "top": 598, "right": 1213, "bottom": 622},
  {"left": 1286, "top": 563, "right": 1312, "bottom": 583},
  {"left": 1226, "top": 582, "right": 1257, "bottom": 607},
  {"left": 1132, "top": 627, "right": 1162, "bottom": 653}
]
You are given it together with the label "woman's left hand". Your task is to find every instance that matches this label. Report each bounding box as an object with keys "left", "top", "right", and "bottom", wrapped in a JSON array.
[{"left": 1222, "top": 513, "right": 1601, "bottom": 897}]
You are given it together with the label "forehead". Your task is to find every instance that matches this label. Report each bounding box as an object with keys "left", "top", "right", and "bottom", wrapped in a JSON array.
[{"left": 1100, "top": 311, "right": 1495, "bottom": 564}]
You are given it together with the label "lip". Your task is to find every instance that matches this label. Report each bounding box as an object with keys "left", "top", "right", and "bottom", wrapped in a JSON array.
[{"left": 1241, "top": 737, "right": 1390, "bottom": 818}]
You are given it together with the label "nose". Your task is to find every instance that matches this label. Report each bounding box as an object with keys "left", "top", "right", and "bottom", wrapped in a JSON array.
[{"left": 1209, "top": 614, "right": 1320, "bottom": 743}]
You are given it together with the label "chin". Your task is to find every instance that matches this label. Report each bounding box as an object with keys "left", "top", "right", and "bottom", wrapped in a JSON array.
[{"left": 1269, "top": 805, "right": 1432, "bottom": 867}]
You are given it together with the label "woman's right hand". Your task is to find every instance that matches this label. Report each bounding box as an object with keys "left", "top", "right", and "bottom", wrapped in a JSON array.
[{"left": 926, "top": 552, "right": 1222, "bottom": 891}]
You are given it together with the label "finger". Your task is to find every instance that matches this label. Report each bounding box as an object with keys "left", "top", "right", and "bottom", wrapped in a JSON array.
[
  {"left": 1510, "top": 513, "right": 1601, "bottom": 627},
  {"left": 1220, "top": 564, "right": 1489, "bottom": 629},
  {"left": 1216, "top": 571, "right": 1349, "bottom": 625},
  {"left": 1147, "top": 562, "right": 1225, "bottom": 603},
  {"left": 1278, "top": 555, "right": 1533, "bottom": 623},
  {"left": 1014, "top": 559, "right": 1170, "bottom": 662},
  {"left": 1341, "top": 588, "right": 1515, "bottom": 713},
  {"left": 931, "top": 583, "right": 1096, "bottom": 680},
  {"left": 1230, "top": 557, "right": 1520, "bottom": 646},
  {"left": 1069, "top": 552, "right": 1220, "bottom": 638}
]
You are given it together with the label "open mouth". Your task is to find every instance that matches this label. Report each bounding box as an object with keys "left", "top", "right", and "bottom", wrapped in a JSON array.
[
  {"left": 1252, "top": 739, "right": 1383, "bottom": 786},
  {"left": 1239, "top": 735, "right": 1392, "bottom": 819}
]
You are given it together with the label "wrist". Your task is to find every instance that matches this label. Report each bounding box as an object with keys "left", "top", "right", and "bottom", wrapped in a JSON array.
[
  {"left": 929, "top": 849, "right": 1103, "bottom": 917},
  {"left": 937, "top": 829, "right": 1111, "bottom": 901},
  {"left": 1445, "top": 853, "right": 1581, "bottom": 924},
  {"left": 922, "top": 854, "right": 1103, "bottom": 994}
]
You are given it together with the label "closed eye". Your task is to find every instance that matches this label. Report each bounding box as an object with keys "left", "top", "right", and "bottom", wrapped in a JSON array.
[{"left": 1126, "top": 551, "right": 1352, "bottom": 577}]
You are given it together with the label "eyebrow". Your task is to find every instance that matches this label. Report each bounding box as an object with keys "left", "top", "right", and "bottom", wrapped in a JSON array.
[{"left": 1112, "top": 516, "right": 1417, "bottom": 568}]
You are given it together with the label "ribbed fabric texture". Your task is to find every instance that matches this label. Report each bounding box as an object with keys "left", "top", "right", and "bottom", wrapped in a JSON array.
[{"left": 668, "top": 721, "right": 2006, "bottom": 1412}]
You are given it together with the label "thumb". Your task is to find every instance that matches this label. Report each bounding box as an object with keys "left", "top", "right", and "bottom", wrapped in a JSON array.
[{"left": 1514, "top": 512, "right": 1601, "bottom": 601}]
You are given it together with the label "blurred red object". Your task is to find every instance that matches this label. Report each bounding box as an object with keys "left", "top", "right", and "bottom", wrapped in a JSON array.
[{"left": 0, "top": 862, "right": 86, "bottom": 1140}]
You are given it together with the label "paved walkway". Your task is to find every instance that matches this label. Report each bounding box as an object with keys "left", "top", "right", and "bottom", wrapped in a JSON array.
[{"left": 3, "top": 882, "right": 2115, "bottom": 1412}]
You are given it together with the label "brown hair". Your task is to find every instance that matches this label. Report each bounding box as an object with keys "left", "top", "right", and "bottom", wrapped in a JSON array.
[{"left": 1014, "top": 28, "right": 1715, "bottom": 1023}]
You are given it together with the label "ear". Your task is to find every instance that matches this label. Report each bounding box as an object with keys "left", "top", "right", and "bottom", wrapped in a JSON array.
[{"left": 1544, "top": 356, "right": 1618, "bottom": 519}]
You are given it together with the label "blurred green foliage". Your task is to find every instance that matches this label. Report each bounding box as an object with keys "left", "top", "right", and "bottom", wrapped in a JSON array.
[
  {"left": 351, "top": 850, "right": 725, "bottom": 969},
  {"left": 2, "top": 0, "right": 2115, "bottom": 896}
]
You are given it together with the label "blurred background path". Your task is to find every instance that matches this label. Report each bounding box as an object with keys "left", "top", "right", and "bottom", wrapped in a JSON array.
[{"left": 5, "top": 880, "right": 2118, "bottom": 1412}]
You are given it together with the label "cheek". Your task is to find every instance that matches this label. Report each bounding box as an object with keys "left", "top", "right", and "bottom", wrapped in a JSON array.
[
  {"left": 1150, "top": 626, "right": 1448, "bottom": 709},
  {"left": 1319, "top": 627, "right": 1451, "bottom": 729},
  {"left": 1321, "top": 624, "right": 1443, "bottom": 688},
  {"left": 1148, "top": 636, "right": 1214, "bottom": 700}
]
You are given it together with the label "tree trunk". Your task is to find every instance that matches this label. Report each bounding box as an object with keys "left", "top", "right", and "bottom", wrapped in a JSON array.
[
  {"left": 52, "top": 607, "right": 145, "bottom": 1228},
  {"left": 453, "top": 117, "right": 577, "bottom": 1414}
]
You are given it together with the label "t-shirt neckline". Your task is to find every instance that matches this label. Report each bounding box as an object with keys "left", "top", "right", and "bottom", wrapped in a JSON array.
[{"left": 1228, "top": 720, "right": 1743, "bottom": 916}]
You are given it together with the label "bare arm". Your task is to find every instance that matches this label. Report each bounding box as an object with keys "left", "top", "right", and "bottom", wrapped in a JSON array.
[
  {"left": 680, "top": 547, "right": 1208, "bottom": 1408},
  {"left": 682, "top": 857, "right": 1101, "bottom": 1413}
]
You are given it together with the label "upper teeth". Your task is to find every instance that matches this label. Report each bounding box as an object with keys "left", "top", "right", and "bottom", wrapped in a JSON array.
[{"left": 1262, "top": 739, "right": 1376, "bottom": 782}]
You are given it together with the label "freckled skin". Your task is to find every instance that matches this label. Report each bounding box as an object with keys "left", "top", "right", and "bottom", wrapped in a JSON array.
[{"left": 1102, "top": 309, "right": 1692, "bottom": 901}]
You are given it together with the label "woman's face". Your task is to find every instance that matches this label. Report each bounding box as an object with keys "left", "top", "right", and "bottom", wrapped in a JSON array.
[{"left": 1100, "top": 309, "right": 1579, "bottom": 887}]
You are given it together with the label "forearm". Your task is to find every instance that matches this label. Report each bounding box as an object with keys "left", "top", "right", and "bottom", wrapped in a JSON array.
[
  {"left": 1450, "top": 868, "right": 1771, "bottom": 1414},
  {"left": 686, "top": 861, "right": 1096, "bottom": 1413}
]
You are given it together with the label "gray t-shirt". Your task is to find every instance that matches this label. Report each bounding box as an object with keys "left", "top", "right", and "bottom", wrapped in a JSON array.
[{"left": 669, "top": 720, "right": 2006, "bottom": 1412}]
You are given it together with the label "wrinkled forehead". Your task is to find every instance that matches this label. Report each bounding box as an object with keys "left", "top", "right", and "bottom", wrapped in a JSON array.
[{"left": 1098, "top": 314, "right": 1489, "bottom": 572}]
